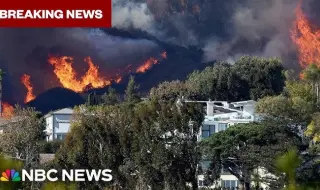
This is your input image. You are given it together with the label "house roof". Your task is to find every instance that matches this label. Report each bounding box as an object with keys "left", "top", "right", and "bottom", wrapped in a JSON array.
[
  {"left": 44, "top": 108, "right": 74, "bottom": 118},
  {"left": 231, "top": 100, "right": 256, "bottom": 107}
]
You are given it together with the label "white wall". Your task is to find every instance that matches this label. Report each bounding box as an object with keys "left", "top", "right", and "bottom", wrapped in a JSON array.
[
  {"left": 53, "top": 114, "right": 71, "bottom": 133},
  {"left": 45, "top": 116, "right": 54, "bottom": 141},
  {"left": 45, "top": 114, "right": 72, "bottom": 141}
]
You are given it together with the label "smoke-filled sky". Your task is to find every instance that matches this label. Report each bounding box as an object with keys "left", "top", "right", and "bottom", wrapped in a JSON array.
[
  {"left": 0, "top": 0, "right": 318, "bottom": 104},
  {"left": 113, "top": 0, "right": 306, "bottom": 63}
]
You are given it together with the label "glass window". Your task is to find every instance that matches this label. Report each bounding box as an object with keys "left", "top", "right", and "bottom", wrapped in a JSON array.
[
  {"left": 198, "top": 180, "right": 203, "bottom": 186},
  {"left": 201, "top": 125, "right": 215, "bottom": 138},
  {"left": 223, "top": 180, "right": 238, "bottom": 189},
  {"left": 202, "top": 125, "right": 209, "bottom": 130},
  {"left": 231, "top": 180, "right": 236, "bottom": 187},
  {"left": 218, "top": 123, "right": 227, "bottom": 131},
  {"left": 210, "top": 125, "right": 215, "bottom": 133},
  {"left": 56, "top": 133, "right": 67, "bottom": 140},
  {"left": 224, "top": 180, "right": 231, "bottom": 187},
  {"left": 202, "top": 130, "right": 210, "bottom": 138}
]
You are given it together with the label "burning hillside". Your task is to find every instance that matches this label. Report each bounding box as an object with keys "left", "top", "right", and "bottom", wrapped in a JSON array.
[
  {"left": 48, "top": 56, "right": 112, "bottom": 93},
  {"left": 20, "top": 52, "right": 166, "bottom": 103}
]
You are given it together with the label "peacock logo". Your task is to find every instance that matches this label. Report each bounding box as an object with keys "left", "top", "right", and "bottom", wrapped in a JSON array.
[{"left": 0, "top": 169, "right": 21, "bottom": 182}]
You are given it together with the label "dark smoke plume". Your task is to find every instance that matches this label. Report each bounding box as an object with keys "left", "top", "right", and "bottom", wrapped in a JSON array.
[{"left": 112, "top": 0, "right": 315, "bottom": 65}]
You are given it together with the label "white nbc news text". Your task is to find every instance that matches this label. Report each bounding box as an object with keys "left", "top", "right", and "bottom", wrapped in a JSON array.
[{"left": 21, "top": 169, "right": 112, "bottom": 182}]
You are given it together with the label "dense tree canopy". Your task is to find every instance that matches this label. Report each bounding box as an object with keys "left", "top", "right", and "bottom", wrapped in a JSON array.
[
  {"left": 200, "top": 120, "right": 303, "bottom": 190},
  {"left": 151, "top": 56, "right": 285, "bottom": 102},
  {"left": 54, "top": 96, "right": 204, "bottom": 189}
]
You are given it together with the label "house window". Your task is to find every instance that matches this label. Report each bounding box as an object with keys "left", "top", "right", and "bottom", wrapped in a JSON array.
[
  {"left": 56, "top": 133, "right": 67, "bottom": 140},
  {"left": 222, "top": 180, "right": 239, "bottom": 189},
  {"left": 218, "top": 123, "right": 227, "bottom": 132},
  {"left": 201, "top": 125, "right": 215, "bottom": 138},
  {"left": 198, "top": 180, "right": 204, "bottom": 187}
]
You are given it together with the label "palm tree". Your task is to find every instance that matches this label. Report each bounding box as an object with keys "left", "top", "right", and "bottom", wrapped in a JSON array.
[{"left": 0, "top": 69, "right": 5, "bottom": 117}]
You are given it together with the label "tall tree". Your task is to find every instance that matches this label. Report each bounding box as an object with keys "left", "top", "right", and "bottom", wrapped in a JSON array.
[
  {"left": 125, "top": 76, "right": 140, "bottom": 103},
  {"left": 0, "top": 106, "right": 44, "bottom": 189},
  {"left": 0, "top": 106, "right": 45, "bottom": 168},
  {"left": 232, "top": 56, "right": 285, "bottom": 100},
  {"left": 54, "top": 98, "right": 204, "bottom": 190},
  {"left": 149, "top": 80, "right": 190, "bottom": 101},
  {"left": 129, "top": 99, "right": 204, "bottom": 190},
  {"left": 102, "top": 87, "right": 120, "bottom": 105}
]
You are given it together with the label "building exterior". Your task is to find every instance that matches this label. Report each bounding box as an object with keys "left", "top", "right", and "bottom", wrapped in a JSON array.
[
  {"left": 198, "top": 100, "right": 256, "bottom": 141},
  {"left": 186, "top": 100, "right": 258, "bottom": 189},
  {"left": 44, "top": 108, "right": 73, "bottom": 141}
]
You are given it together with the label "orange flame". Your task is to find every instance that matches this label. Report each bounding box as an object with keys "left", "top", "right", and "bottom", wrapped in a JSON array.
[
  {"left": 21, "top": 74, "right": 36, "bottom": 103},
  {"left": 291, "top": 0, "right": 320, "bottom": 68},
  {"left": 48, "top": 56, "right": 111, "bottom": 92},
  {"left": 136, "top": 57, "right": 159, "bottom": 73},
  {"left": 1, "top": 102, "right": 14, "bottom": 119},
  {"left": 136, "top": 52, "right": 167, "bottom": 73}
]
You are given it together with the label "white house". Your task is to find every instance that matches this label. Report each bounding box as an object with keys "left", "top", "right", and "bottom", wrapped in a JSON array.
[
  {"left": 183, "top": 100, "right": 259, "bottom": 189},
  {"left": 44, "top": 108, "right": 74, "bottom": 141}
]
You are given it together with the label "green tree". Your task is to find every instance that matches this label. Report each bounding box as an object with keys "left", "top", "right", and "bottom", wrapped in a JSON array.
[
  {"left": 186, "top": 56, "right": 285, "bottom": 101},
  {"left": 276, "top": 149, "right": 301, "bottom": 190},
  {"left": 232, "top": 56, "right": 285, "bottom": 100},
  {"left": 54, "top": 104, "right": 128, "bottom": 189},
  {"left": 186, "top": 62, "right": 250, "bottom": 101},
  {"left": 301, "top": 64, "right": 320, "bottom": 102},
  {"left": 129, "top": 99, "right": 204, "bottom": 190},
  {"left": 125, "top": 76, "right": 140, "bottom": 103},
  {"left": 86, "top": 92, "right": 101, "bottom": 106},
  {"left": 256, "top": 80, "right": 317, "bottom": 124},
  {"left": 200, "top": 120, "right": 303, "bottom": 190},
  {"left": 102, "top": 87, "right": 120, "bottom": 105},
  {"left": 0, "top": 106, "right": 44, "bottom": 168},
  {"left": 149, "top": 80, "right": 190, "bottom": 101},
  {"left": 54, "top": 97, "right": 204, "bottom": 190},
  {"left": 276, "top": 149, "right": 320, "bottom": 190},
  {"left": 0, "top": 106, "right": 44, "bottom": 189}
]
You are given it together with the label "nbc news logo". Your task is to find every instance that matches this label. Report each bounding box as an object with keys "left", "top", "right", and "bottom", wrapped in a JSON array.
[
  {"left": 0, "top": 168, "right": 112, "bottom": 182},
  {"left": 0, "top": 169, "right": 21, "bottom": 182}
]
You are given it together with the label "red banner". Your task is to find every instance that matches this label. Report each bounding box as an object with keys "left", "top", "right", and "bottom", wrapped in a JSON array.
[{"left": 0, "top": 0, "right": 111, "bottom": 27}]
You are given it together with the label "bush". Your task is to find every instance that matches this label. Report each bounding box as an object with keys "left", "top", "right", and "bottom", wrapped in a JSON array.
[{"left": 39, "top": 141, "right": 63, "bottom": 153}]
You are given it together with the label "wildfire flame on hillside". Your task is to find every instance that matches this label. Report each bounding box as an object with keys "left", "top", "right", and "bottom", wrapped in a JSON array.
[
  {"left": 136, "top": 57, "right": 159, "bottom": 73},
  {"left": 291, "top": 0, "right": 320, "bottom": 68},
  {"left": 19, "top": 51, "right": 167, "bottom": 103},
  {"left": 48, "top": 56, "right": 112, "bottom": 92},
  {"left": 1, "top": 102, "right": 14, "bottom": 119},
  {"left": 136, "top": 51, "right": 167, "bottom": 73},
  {"left": 21, "top": 74, "right": 35, "bottom": 103}
]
